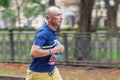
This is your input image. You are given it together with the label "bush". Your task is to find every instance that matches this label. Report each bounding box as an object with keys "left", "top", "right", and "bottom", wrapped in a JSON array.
[{"left": 0, "top": 27, "right": 36, "bottom": 31}]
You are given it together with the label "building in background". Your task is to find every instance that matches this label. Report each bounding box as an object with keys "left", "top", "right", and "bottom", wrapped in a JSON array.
[{"left": 56, "top": 0, "right": 80, "bottom": 29}]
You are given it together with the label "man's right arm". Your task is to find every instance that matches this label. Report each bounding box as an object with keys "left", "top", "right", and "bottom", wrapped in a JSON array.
[{"left": 30, "top": 45, "right": 64, "bottom": 58}]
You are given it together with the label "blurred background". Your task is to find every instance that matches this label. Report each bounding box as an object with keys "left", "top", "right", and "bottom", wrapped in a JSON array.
[
  {"left": 0, "top": 0, "right": 120, "bottom": 30},
  {"left": 0, "top": 0, "right": 120, "bottom": 67},
  {"left": 1, "top": 0, "right": 120, "bottom": 80}
]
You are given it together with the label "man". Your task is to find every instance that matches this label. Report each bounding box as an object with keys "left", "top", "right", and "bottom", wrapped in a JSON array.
[{"left": 26, "top": 6, "right": 64, "bottom": 80}]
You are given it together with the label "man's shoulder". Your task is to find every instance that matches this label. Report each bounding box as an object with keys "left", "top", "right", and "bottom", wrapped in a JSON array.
[
  {"left": 37, "top": 23, "right": 48, "bottom": 32},
  {"left": 35, "top": 26, "right": 49, "bottom": 37}
]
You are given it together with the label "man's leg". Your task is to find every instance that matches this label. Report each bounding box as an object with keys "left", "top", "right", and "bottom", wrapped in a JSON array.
[
  {"left": 26, "top": 69, "right": 53, "bottom": 80},
  {"left": 52, "top": 67, "right": 63, "bottom": 80}
]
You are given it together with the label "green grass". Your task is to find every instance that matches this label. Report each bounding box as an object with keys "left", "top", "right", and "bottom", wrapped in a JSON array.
[{"left": 93, "top": 49, "right": 120, "bottom": 60}]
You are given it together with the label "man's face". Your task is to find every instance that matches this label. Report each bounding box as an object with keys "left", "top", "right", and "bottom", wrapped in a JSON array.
[{"left": 50, "top": 9, "right": 63, "bottom": 27}]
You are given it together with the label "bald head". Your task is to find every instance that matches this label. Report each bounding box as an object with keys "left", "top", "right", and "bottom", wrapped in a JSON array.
[
  {"left": 45, "top": 6, "right": 63, "bottom": 31},
  {"left": 45, "top": 6, "right": 61, "bottom": 16}
]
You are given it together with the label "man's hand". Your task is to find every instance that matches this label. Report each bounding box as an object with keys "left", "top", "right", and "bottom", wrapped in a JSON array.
[
  {"left": 54, "top": 40, "right": 63, "bottom": 57},
  {"left": 51, "top": 45, "right": 64, "bottom": 54}
]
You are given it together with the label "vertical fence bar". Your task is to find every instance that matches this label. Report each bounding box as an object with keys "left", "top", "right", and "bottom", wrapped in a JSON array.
[
  {"left": 63, "top": 33, "right": 68, "bottom": 63},
  {"left": 9, "top": 29, "right": 15, "bottom": 62}
]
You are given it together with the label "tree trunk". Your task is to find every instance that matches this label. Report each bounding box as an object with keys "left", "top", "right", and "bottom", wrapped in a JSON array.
[
  {"left": 49, "top": 0, "right": 55, "bottom": 6},
  {"left": 15, "top": 0, "right": 25, "bottom": 31},
  {"left": 75, "top": 0, "right": 95, "bottom": 60},
  {"left": 104, "top": 0, "right": 119, "bottom": 36},
  {"left": 15, "top": 0, "right": 21, "bottom": 28}
]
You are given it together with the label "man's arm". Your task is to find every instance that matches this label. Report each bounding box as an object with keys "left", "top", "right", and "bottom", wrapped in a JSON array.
[{"left": 30, "top": 45, "right": 64, "bottom": 58}]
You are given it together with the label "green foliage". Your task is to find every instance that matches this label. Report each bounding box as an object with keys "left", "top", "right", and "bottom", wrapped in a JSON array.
[
  {"left": 0, "top": 0, "right": 16, "bottom": 27},
  {"left": 0, "top": 0, "right": 11, "bottom": 8},
  {"left": 0, "top": 27, "right": 35, "bottom": 31},
  {"left": 28, "top": 0, "right": 42, "bottom": 3},
  {"left": 96, "top": 26, "right": 107, "bottom": 30},
  {"left": 2, "top": 9, "right": 16, "bottom": 22},
  {"left": 61, "top": 28, "right": 77, "bottom": 31},
  {"left": 23, "top": 6, "right": 36, "bottom": 18},
  {"left": 23, "top": 0, "right": 48, "bottom": 19}
]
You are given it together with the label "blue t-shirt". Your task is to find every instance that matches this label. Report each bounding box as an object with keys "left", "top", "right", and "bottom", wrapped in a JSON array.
[{"left": 29, "top": 23, "right": 56, "bottom": 72}]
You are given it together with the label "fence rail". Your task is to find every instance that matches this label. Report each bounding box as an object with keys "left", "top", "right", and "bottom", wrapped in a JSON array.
[{"left": 0, "top": 30, "right": 120, "bottom": 67}]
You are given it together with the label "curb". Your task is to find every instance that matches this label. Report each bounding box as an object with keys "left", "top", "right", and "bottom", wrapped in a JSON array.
[{"left": 0, "top": 74, "right": 25, "bottom": 80}]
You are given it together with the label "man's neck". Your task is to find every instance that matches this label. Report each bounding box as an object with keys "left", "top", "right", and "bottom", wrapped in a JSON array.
[{"left": 45, "top": 19, "right": 57, "bottom": 31}]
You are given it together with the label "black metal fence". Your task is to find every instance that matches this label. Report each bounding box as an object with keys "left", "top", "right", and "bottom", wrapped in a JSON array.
[{"left": 0, "top": 30, "right": 120, "bottom": 67}]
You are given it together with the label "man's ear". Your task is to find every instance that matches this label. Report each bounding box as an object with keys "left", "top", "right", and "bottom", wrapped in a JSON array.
[{"left": 46, "top": 16, "right": 51, "bottom": 21}]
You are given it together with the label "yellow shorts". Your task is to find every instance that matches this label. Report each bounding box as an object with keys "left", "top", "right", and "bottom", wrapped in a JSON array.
[{"left": 26, "top": 67, "right": 63, "bottom": 80}]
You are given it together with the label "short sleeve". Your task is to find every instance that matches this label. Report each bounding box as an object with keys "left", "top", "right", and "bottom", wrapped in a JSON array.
[{"left": 33, "top": 30, "right": 47, "bottom": 47}]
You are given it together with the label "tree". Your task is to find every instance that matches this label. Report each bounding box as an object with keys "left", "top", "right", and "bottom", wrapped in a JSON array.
[
  {"left": 23, "top": 0, "right": 47, "bottom": 27},
  {"left": 1, "top": 9, "right": 16, "bottom": 27},
  {"left": 15, "top": 0, "right": 26, "bottom": 28},
  {"left": 75, "top": 0, "right": 95, "bottom": 60},
  {"left": 0, "top": 0, "right": 16, "bottom": 28},
  {"left": 0, "top": 0, "right": 11, "bottom": 8},
  {"left": 104, "top": 0, "right": 120, "bottom": 35},
  {"left": 49, "top": 0, "right": 55, "bottom": 6}
]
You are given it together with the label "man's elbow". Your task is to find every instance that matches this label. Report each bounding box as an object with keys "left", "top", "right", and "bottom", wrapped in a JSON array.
[
  {"left": 30, "top": 46, "right": 39, "bottom": 58},
  {"left": 30, "top": 52, "right": 34, "bottom": 58},
  {"left": 30, "top": 51, "right": 37, "bottom": 58}
]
